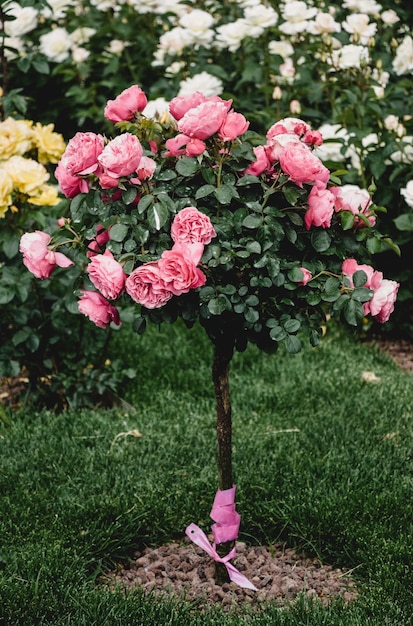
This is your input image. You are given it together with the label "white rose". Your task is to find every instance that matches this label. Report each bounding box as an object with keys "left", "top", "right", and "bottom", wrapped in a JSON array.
[
  {"left": 392, "top": 36, "right": 413, "bottom": 76},
  {"left": 179, "top": 9, "right": 214, "bottom": 47},
  {"left": 243, "top": 4, "right": 278, "bottom": 38},
  {"left": 330, "top": 44, "right": 369, "bottom": 70},
  {"left": 105, "top": 39, "right": 128, "bottom": 55},
  {"left": 268, "top": 40, "right": 294, "bottom": 60},
  {"left": 214, "top": 20, "right": 250, "bottom": 52},
  {"left": 4, "top": 3, "right": 38, "bottom": 37},
  {"left": 342, "top": 13, "right": 377, "bottom": 45},
  {"left": 380, "top": 10, "right": 400, "bottom": 25},
  {"left": 41, "top": 0, "right": 73, "bottom": 20},
  {"left": 313, "top": 124, "right": 351, "bottom": 162},
  {"left": 71, "top": 47, "right": 90, "bottom": 63},
  {"left": 142, "top": 98, "right": 170, "bottom": 120},
  {"left": 342, "top": 0, "right": 382, "bottom": 14},
  {"left": 401, "top": 181, "right": 413, "bottom": 208},
  {"left": 157, "top": 27, "right": 193, "bottom": 57},
  {"left": 178, "top": 72, "right": 223, "bottom": 98},
  {"left": 40, "top": 28, "right": 72, "bottom": 62},
  {"left": 70, "top": 27, "right": 96, "bottom": 45},
  {"left": 310, "top": 12, "right": 341, "bottom": 35}
]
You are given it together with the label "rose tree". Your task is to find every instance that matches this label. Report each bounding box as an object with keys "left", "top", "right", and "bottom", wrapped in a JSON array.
[{"left": 21, "top": 85, "right": 399, "bottom": 587}]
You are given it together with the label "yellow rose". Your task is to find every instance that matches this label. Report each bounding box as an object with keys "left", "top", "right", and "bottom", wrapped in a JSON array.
[
  {"left": 32, "top": 122, "right": 66, "bottom": 164},
  {"left": 28, "top": 183, "right": 60, "bottom": 207},
  {"left": 0, "top": 168, "right": 14, "bottom": 218},
  {"left": 0, "top": 117, "right": 34, "bottom": 160},
  {"left": 2, "top": 155, "right": 49, "bottom": 194}
]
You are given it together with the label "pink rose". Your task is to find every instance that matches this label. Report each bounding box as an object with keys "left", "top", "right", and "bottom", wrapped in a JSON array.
[
  {"left": 60, "top": 132, "right": 104, "bottom": 176},
  {"left": 104, "top": 85, "right": 148, "bottom": 123},
  {"left": 218, "top": 110, "right": 250, "bottom": 142},
  {"left": 164, "top": 134, "right": 206, "bottom": 157},
  {"left": 20, "top": 231, "right": 73, "bottom": 279},
  {"left": 178, "top": 101, "right": 231, "bottom": 140},
  {"left": 171, "top": 207, "right": 216, "bottom": 245},
  {"left": 134, "top": 156, "right": 156, "bottom": 181},
  {"left": 279, "top": 142, "right": 330, "bottom": 187},
  {"left": 87, "top": 249, "right": 126, "bottom": 300},
  {"left": 169, "top": 91, "right": 208, "bottom": 120},
  {"left": 78, "top": 290, "right": 121, "bottom": 328},
  {"left": 334, "top": 184, "right": 376, "bottom": 227},
  {"left": 243, "top": 145, "right": 271, "bottom": 176},
  {"left": 98, "top": 133, "right": 143, "bottom": 178},
  {"left": 369, "top": 279, "right": 399, "bottom": 323},
  {"left": 87, "top": 225, "right": 110, "bottom": 257},
  {"left": 305, "top": 181, "right": 335, "bottom": 230},
  {"left": 55, "top": 161, "right": 87, "bottom": 198},
  {"left": 302, "top": 130, "right": 323, "bottom": 146},
  {"left": 125, "top": 261, "right": 173, "bottom": 309},
  {"left": 266, "top": 117, "right": 311, "bottom": 139},
  {"left": 265, "top": 133, "right": 301, "bottom": 163},
  {"left": 299, "top": 267, "right": 312, "bottom": 285},
  {"left": 158, "top": 242, "right": 206, "bottom": 296}
]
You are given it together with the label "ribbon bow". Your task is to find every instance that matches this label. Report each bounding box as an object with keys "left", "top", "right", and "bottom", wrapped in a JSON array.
[{"left": 185, "top": 485, "right": 257, "bottom": 591}]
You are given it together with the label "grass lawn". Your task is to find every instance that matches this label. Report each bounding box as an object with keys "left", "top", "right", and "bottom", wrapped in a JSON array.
[{"left": 0, "top": 321, "right": 412, "bottom": 625}]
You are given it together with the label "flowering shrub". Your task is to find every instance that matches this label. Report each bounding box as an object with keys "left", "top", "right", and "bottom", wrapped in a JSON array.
[
  {"left": 23, "top": 85, "right": 398, "bottom": 355},
  {"left": 2, "top": 0, "right": 412, "bottom": 335},
  {"left": 0, "top": 114, "right": 135, "bottom": 409}
]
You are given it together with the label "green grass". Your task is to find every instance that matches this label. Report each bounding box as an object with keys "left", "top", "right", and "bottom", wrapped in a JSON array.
[{"left": 0, "top": 321, "right": 412, "bottom": 625}]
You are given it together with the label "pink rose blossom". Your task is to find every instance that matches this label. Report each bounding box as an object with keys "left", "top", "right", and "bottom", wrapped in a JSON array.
[
  {"left": 104, "top": 85, "right": 148, "bottom": 123},
  {"left": 78, "top": 290, "right": 121, "bottom": 328},
  {"left": 341, "top": 258, "right": 377, "bottom": 288},
  {"left": 334, "top": 184, "right": 376, "bottom": 227},
  {"left": 87, "top": 225, "right": 110, "bottom": 257},
  {"left": 171, "top": 207, "right": 216, "bottom": 245},
  {"left": 243, "top": 145, "right": 271, "bottom": 176},
  {"left": 279, "top": 142, "right": 330, "bottom": 187},
  {"left": 218, "top": 111, "right": 250, "bottom": 142},
  {"left": 305, "top": 181, "right": 335, "bottom": 230},
  {"left": 299, "top": 267, "right": 312, "bottom": 285},
  {"left": 60, "top": 132, "right": 104, "bottom": 176},
  {"left": 369, "top": 279, "right": 399, "bottom": 323},
  {"left": 266, "top": 117, "right": 311, "bottom": 139},
  {"left": 20, "top": 231, "right": 73, "bottom": 279},
  {"left": 125, "top": 261, "right": 173, "bottom": 309},
  {"left": 55, "top": 161, "right": 87, "bottom": 198},
  {"left": 158, "top": 243, "right": 206, "bottom": 296},
  {"left": 169, "top": 92, "right": 208, "bottom": 120},
  {"left": 98, "top": 133, "right": 143, "bottom": 178},
  {"left": 178, "top": 101, "right": 231, "bottom": 140},
  {"left": 164, "top": 134, "right": 206, "bottom": 158},
  {"left": 265, "top": 133, "right": 301, "bottom": 163},
  {"left": 134, "top": 156, "right": 156, "bottom": 182},
  {"left": 87, "top": 249, "right": 126, "bottom": 300},
  {"left": 302, "top": 130, "right": 323, "bottom": 146}
]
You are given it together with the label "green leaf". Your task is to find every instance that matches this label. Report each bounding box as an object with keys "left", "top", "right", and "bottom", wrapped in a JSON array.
[
  {"left": 175, "top": 157, "right": 199, "bottom": 176},
  {"left": 109, "top": 224, "right": 129, "bottom": 243},
  {"left": 208, "top": 295, "right": 230, "bottom": 315},
  {"left": 311, "top": 230, "right": 332, "bottom": 252},
  {"left": 285, "top": 334, "right": 302, "bottom": 354},
  {"left": 138, "top": 194, "right": 154, "bottom": 214},
  {"left": 340, "top": 210, "right": 355, "bottom": 230},
  {"left": 32, "top": 59, "right": 50, "bottom": 74},
  {"left": 122, "top": 187, "right": 138, "bottom": 205},
  {"left": 344, "top": 299, "right": 362, "bottom": 326},
  {"left": 147, "top": 203, "right": 169, "bottom": 230},
  {"left": 353, "top": 270, "right": 368, "bottom": 288},
  {"left": 288, "top": 267, "right": 306, "bottom": 283},
  {"left": 133, "top": 317, "right": 147, "bottom": 335},
  {"left": 214, "top": 184, "right": 238, "bottom": 205},
  {"left": 366, "top": 236, "right": 382, "bottom": 254},
  {"left": 269, "top": 325, "right": 286, "bottom": 341},
  {"left": 283, "top": 186, "right": 301, "bottom": 206},
  {"left": 242, "top": 214, "right": 262, "bottom": 229},
  {"left": 352, "top": 287, "right": 373, "bottom": 303},
  {"left": 284, "top": 319, "right": 301, "bottom": 333},
  {"left": 246, "top": 241, "right": 261, "bottom": 255},
  {"left": 195, "top": 184, "right": 216, "bottom": 199},
  {"left": 236, "top": 174, "right": 259, "bottom": 186},
  {"left": 244, "top": 307, "right": 259, "bottom": 323},
  {"left": 324, "top": 276, "right": 341, "bottom": 295},
  {"left": 0, "top": 285, "right": 15, "bottom": 304},
  {"left": 70, "top": 193, "right": 88, "bottom": 222}
]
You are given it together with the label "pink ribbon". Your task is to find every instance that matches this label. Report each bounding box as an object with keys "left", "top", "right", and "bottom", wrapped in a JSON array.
[{"left": 185, "top": 485, "right": 257, "bottom": 591}]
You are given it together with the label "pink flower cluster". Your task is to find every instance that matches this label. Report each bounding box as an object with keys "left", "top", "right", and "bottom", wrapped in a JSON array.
[
  {"left": 164, "top": 92, "right": 249, "bottom": 157},
  {"left": 244, "top": 117, "right": 376, "bottom": 231},
  {"left": 342, "top": 259, "right": 399, "bottom": 323},
  {"left": 125, "top": 207, "right": 216, "bottom": 309}
]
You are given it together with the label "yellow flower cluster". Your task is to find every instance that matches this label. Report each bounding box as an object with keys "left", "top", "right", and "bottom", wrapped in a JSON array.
[{"left": 0, "top": 117, "right": 66, "bottom": 217}]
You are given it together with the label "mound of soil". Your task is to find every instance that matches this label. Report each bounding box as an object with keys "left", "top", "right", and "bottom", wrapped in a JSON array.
[{"left": 104, "top": 537, "right": 358, "bottom": 611}]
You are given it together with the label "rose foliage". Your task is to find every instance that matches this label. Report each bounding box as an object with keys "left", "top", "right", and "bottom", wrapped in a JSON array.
[{"left": 22, "top": 85, "right": 399, "bottom": 358}]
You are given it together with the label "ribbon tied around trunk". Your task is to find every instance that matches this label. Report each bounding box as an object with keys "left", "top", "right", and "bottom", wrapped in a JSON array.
[{"left": 185, "top": 485, "right": 257, "bottom": 591}]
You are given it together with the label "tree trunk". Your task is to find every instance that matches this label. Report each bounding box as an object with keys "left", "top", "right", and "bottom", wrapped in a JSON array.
[{"left": 212, "top": 338, "right": 234, "bottom": 584}]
